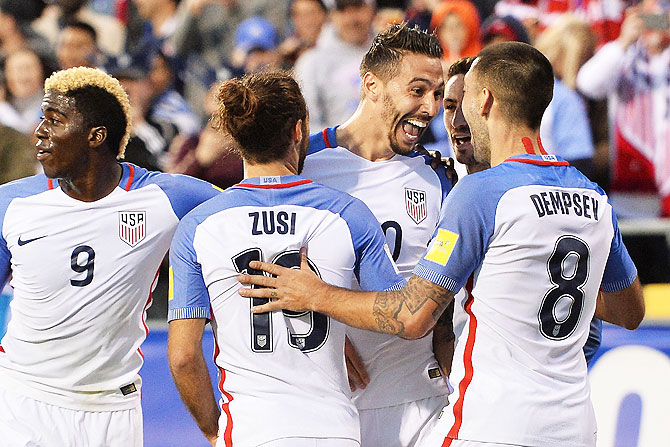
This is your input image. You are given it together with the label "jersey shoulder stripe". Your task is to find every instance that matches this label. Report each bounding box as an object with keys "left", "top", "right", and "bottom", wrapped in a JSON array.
[
  {"left": 307, "top": 126, "right": 338, "bottom": 155},
  {"left": 0, "top": 174, "right": 50, "bottom": 231},
  {"left": 123, "top": 163, "right": 221, "bottom": 220}
]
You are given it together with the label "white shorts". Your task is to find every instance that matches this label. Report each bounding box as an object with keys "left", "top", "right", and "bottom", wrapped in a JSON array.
[
  {"left": 0, "top": 386, "right": 143, "bottom": 447},
  {"left": 358, "top": 395, "right": 447, "bottom": 447},
  {"left": 252, "top": 438, "right": 360, "bottom": 447}
]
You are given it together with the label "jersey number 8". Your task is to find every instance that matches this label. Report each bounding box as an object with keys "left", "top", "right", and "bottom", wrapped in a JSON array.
[
  {"left": 232, "top": 249, "right": 330, "bottom": 353},
  {"left": 539, "top": 235, "right": 590, "bottom": 340}
]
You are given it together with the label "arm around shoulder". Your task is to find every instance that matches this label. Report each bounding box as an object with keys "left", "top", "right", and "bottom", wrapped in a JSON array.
[{"left": 595, "top": 277, "right": 645, "bottom": 330}]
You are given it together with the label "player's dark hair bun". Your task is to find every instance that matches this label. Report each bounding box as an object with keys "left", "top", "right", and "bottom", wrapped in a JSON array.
[{"left": 216, "top": 79, "right": 259, "bottom": 140}]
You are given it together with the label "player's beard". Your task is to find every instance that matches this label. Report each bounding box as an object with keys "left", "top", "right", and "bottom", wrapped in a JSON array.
[
  {"left": 381, "top": 93, "right": 417, "bottom": 156},
  {"left": 470, "top": 121, "right": 491, "bottom": 166},
  {"left": 464, "top": 104, "right": 491, "bottom": 165},
  {"left": 297, "top": 119, "right": 309, "bottom": 174}
]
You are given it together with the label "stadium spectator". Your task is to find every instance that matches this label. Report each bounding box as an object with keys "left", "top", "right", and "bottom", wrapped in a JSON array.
[
  {"left": 0, "top": 66, "right": 219, "bottom": 446},
  {"left": 278, "top": 0, "right": 328, "bottom": 66},
  {"left": 536, "top": 15, "right": 597, "bottom": 179},
  {"left": 430, "top": 0, "right": 482, "bottom": 67},
  {"left": 481, "top": 14, "right": 531, "bottom": 47},
  {"left": 238, "top": 42, "right": 645, "bottom": 447},
  {"left": 169, "top": 80, "right": 244, "bottom": 189},
  {"left": 33, "top": 0, "right": 126, "bottom": 56},
  {"left": 56, "top": 20, "right": 102, "bottom": 69},
  {"left": 577, "top": 2, "right": 670, "bottom": 218},
  {"left": 303, "top": 23, "right": 453, "bottom": 447},
  {"left": 0, "top": 48, "right": 46, "bottom": 135},
  {"left": 231, "top": 16, "right": 283, "bottom": 74},
  {"left": 167, "top": 69, "right": 404, "bottom": 446},
  {"left": 171, "top": 0, "right": 291, "bottom": 118},
  {"left": 0, "top": 123, "right": 35, "bottom": 184},
  {"left": 295, "top": 0, "right": 375, "bottom": 132},
  {"left": 404, "top": 0, "right": 441, "bottom": 31},
  {"left": 0, "top": 0, "right": 49, "bottom": 60}
]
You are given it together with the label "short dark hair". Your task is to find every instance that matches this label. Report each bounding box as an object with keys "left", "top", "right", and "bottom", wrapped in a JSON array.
[
  {"left": 213, "top": 71, "right": 307, "bottom": 164},
  {"left": 360, "top": 23, "right": 443, "bottom": 82},
  {"left": 447, "top": 56, "right": 474, "bottom": 79},
  {"left": 334, "top": 0, "right": 368, "bottom": 11},
  {"left": 471, "top": 42, "right": 553, "bottom": 130},
  {"left": 291, "top": 0, "right": 327, "bottom": 12},
  {"left": 62, "top": 19, "right": 97, "bottom": 43},
  {"left": 69, "top": 86, "right": 128, "bottom": 157}
]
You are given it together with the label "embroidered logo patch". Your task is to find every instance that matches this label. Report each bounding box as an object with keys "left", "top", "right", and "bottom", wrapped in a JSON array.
[
  {"left": 425, "top": 229, "right": 458, "bottom": 266},
  {"left": 405, "top": 188, "right": 427, "bottom": 224},
  {"left": 119, "top": 211, "right": 146, "bottom": 247}
]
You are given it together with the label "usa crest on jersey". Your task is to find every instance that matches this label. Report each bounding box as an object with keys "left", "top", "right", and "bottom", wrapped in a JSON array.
[
  {"left": 405, "top": 188, "right": 427, "bottom": 224},
  {"left": 119, "top": 211, "right": 146, "bottom": 247}
]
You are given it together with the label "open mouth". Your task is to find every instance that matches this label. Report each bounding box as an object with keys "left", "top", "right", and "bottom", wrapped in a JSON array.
[
  {"left": 35, "top": 142, "right": 52, "bottom": 161},
  {"left": 401, "top": 118, "right": 428, "bottom": 142},
  {"left": 452, "top": 133, "right": 471, "bottom": 147}
]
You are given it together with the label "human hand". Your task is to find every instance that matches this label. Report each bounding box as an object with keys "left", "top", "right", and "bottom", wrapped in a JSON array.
[
  {"left": 413, "top": 144, "right": 458, "bottom": 186},
  {"left": 237, "top": 248, "right": 326, "bottom": 313},
  {"left": 618, "top": 6, "right": 645, "bottom": 49},
  {"left": 345, "top": 337, "right": 369, "bottom": 392}
]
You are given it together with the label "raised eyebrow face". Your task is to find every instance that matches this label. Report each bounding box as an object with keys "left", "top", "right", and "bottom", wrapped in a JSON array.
[{"left": 407, "top": 77, "right": 445, "bottom": 91}]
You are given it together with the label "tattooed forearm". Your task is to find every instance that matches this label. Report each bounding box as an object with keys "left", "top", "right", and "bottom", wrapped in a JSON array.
[
  {"left": 372, "top": 291, "right": 406, "bottom": 335},
  {"left": 371, "top": 275, "right": 454, "bottom": 338}
]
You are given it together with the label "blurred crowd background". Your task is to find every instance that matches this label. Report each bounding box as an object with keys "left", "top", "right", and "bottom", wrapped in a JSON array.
[{"left": 0, "top": 0, "right": 668, "bottom": 318}]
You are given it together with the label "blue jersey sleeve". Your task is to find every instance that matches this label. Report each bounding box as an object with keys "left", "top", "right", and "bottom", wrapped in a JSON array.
[
  {"left": 168, "top": 216, "right": 211, "bottom": 321},
  {"left": 342, "top": 198, "right": 405, "bottom": 291},
  {"left": 128, "top": 165, "right": 221, "bottom": 220},
  {"left": 413, "top": 174, "right": 494, "bottom": 292},
  {"left": 0, "top": 235, "right": 9, "bottom": 289},
  {"left": 600, "top": 210, "right": 638, "bottom": 292},
  {"left": 0, "top": 175, "right": 49, "bottom": 289},
  {"left": 583, "top": 317, "right": 602, "bottom": 365},
  {"left": 155, "top": 174, "right": 221, "bottom": 220}
]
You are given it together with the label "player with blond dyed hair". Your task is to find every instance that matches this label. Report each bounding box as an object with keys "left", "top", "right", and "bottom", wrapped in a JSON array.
[{"left": 0, "top": 67, "right": 220, "bottom": 446}]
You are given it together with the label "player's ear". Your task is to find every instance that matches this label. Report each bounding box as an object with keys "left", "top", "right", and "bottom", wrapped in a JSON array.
[
  {"left": 88, "top": 126, "right": 107, "bottom": 148},
  {"left": 362, "top": 71, "right": 381, "bottom": 101},
  {"left": 293, "top": 119, "right": 303, "bottom": 145},
  {"left": 480, "top": 88, "right": 494, "bottom": 117}
]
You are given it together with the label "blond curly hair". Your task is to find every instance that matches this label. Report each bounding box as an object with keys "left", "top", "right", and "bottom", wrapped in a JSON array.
[{"left": 44, "top": 67, "right": 132, "bottom": 158}]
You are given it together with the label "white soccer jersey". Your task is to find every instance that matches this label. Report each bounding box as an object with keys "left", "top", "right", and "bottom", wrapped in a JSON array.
[
  {"left": 0, "top": 163, "right": 219, "bottom": 411},
  {"left": 414, "top": 154, "right": 638, "bottom": 447},
  {"left": 304, "top": 127, "right": 452, "bottom": 410},
  {"left": 168, "top": 175, "right": 405, "bottom": 447}
]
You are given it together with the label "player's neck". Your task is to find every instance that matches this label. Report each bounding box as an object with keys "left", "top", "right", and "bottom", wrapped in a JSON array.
[
  {"left": 489, "top": 123, "right": 541, "bottom": 167},
  {"left": 59, "top": 161, "right": 123, "bottom": 202},
  {"left": 244, "top": 160, "right": 298, "bottom": 179},
  {"left": 338, "top": 112, "right": 396, "bottom": 162}
]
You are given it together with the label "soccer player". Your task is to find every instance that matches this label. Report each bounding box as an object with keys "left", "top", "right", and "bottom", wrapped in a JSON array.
[
  {"left": 238, "top": 42, "right": 645, "bottom": 447},
  {"left": 442, "top": 57, "right": 489, "bottom": 176},
  {"left": 0, "top": 67, "right": 220, "bottom": 446},
  {"left": 302, "top": 24, "right": 453, "bottom": 447},
  {"left": 167, "top": 71, "right": 405, "bottom": 447},
  {"left": 444, "top": 56, "right": 604, "bottom": 365}
]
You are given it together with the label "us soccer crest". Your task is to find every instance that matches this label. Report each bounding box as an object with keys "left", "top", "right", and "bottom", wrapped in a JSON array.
[
  {"left": 405, "top": 188, "right": 427, "bottom": 224},
  {"left": 119, "top": 211, "right": 146, "bottom": 247}
]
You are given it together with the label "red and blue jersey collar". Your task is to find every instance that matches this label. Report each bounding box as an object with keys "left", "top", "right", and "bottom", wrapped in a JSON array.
[
  {"left": 234, "top": 175, "right": 312, "bottom": 189},
  {"left": 503, "top": 137, "right": 569, "bottom": 167},
  {"left": 47, "top": 162, "right": 136, "bottom": 191}
]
